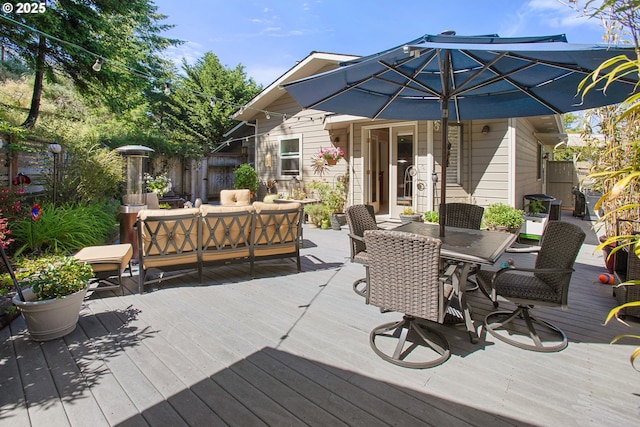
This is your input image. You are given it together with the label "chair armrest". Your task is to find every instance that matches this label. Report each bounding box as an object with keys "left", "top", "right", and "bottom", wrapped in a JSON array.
[
  {"left": 506, "top": 244, "right": 541, "bottom": 253},
  {"left": 348, "top": 233, "right": 365, "bottom": 243}
]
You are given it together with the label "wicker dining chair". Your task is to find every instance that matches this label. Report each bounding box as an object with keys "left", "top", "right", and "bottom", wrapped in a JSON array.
[
  {"left": 345, "top": 204, "right": 379, "bottom": 297},
  {"left": 364, "top": 229, "right": 452, "bottom": 368},
  {"left": 444, "top": 203, "right": 485, "bottom": 290},
  {"left": 444, "top": 203, "right": 484, "bottom": 230},
  {"left": 477, "top": 221, "right": 585, "bottom": 352}
]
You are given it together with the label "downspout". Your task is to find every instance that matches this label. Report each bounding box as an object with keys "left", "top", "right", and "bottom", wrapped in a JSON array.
[
  {"left": 508, "top": 118, "right": 517, "bottom": 207},
  {"left": 244, "top": 121, "right": 258, "bottom": 173},
  {"left": 349, "top": 121, "right": 354, "bottom": 207}
]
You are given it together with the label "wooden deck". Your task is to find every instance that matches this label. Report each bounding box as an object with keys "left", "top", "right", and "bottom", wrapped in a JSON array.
[{"left": 1, "top": 214, "right": 639, "bottom": 426}]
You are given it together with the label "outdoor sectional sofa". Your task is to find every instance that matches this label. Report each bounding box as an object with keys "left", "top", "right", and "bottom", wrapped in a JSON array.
[{"left": 135, "top": 201, "right": 302, "bottom": 294}]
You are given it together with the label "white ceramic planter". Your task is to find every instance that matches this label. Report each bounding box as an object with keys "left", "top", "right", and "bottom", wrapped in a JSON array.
[{"left": 12, "top": 287, "right": 87, "bottom": 341}]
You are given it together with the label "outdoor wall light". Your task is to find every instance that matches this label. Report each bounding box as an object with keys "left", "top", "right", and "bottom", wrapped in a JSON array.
[
  {"left": 482, "top": 125, "right": 490, "bottom": 134},
  {"left": 48, "top": 143, "right": 62, "bottom": 154}
]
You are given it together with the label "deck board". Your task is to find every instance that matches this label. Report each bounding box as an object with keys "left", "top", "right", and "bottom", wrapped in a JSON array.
[{"left": 2, "top": 215, "right": 640, "bottom": 426}]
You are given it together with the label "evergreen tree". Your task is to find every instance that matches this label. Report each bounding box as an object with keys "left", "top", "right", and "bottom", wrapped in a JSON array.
[
  {"left": 0, "top": 0, "right": 181, "bottom": 128},
  {"left": 163, "top": 52, "right": 262, "bottom": 154}
]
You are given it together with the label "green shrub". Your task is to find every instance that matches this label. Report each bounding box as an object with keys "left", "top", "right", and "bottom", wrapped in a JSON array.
[
  {"left": 482, "top": 203, "right": 525, "bottom": 229},
  {"left": 233, "top": 164, "right": 259, "bottom": 194},
  {"left": 50, "top": 138, "right": 123, "bottom": 204},
  {"left": 423, "top": 211, "right": 439, "bottom": 222},
  {"left": 11, "top": 201, "right": 118, "bottom": 256}
]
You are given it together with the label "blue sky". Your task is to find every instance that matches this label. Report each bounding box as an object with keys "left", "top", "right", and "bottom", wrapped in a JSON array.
[{"left": 152, "top": 0, "right": 609, "bottom": 87}]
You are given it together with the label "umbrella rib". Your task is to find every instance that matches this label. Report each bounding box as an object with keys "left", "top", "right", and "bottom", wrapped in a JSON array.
[
  {"left": 302, "top": 73, "right": 382, "bottom": 110},
  {"left": 454, "top": 52, "right": 566, "bottom": 113},
  {"left": 373, "top": 58, "right": 436, "bottom": 119},
  {"left": 378, "top": 56, "right": 441, "bottom": 98},
  {"left": 505, "top": 51, "right": 637, "bottom": 85},
  {"left": 449, "top": 51, "right": 508, "bottom": 96}
]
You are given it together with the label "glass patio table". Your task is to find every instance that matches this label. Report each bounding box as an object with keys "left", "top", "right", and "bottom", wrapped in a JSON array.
[{"left": 393, "top": 221, "right": 517, "bottom": 343}]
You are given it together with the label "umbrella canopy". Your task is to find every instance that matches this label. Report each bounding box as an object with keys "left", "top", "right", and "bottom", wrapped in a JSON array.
[{"left": 282, "top": 32, "right": 639, "bottom": 236}]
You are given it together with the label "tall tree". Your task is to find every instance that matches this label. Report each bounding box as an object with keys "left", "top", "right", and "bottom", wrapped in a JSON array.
[
  {"left": 163, "top": 52, "right": 262, "bottom": 154},
  {"left": 0, "top": 0, "right": 181, "bottom": 128}
]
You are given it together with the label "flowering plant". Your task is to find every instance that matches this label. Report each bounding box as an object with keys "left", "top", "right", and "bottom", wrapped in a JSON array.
[
  {"left": 318, "top": 147, "right": 344, "bottom": 161},
  {"left": 0, "top": 216, "right": 13, "bottom": 249},
  {"left": 144, "top": 173, "right": 172, "bottom": 197}
]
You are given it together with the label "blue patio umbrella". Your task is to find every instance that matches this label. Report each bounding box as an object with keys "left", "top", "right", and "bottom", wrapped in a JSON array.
[{"left": 282, "top": 32, "right": 638, "bottom": 236}]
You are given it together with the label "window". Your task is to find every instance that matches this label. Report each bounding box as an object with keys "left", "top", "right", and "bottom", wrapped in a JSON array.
[
  {"left": 446, "top": 123, "right": 462, "bottom": 184},
  {"left": 279, "top": 135, "right": 301, "bottom": 177}
]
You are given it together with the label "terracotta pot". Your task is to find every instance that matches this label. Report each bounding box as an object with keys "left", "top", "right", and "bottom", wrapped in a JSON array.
[
  {"left": 600, "top": 235, "right": 617, "bottom": 274},
  {"left": 325, "top": 158, "right": 337, "bottom": 166}
]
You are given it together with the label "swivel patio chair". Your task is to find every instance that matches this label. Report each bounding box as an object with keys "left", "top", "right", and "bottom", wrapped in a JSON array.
[
  {"left": 345, "top": 204, "right": 379, "bottom": 297},
  {"left": 476, "top": 221, "right": 585, "bottom": 352},
  {"left": 444, "top": 202, "right": 484, "bottom": 230},
  {"left": 364, "top": 229, "right": 452, "bottom": 368},
  {"left": 444, "top": 203, "right": 484, "bottom": 291}
]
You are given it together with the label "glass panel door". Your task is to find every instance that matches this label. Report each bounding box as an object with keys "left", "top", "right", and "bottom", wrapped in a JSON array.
[{"left": 390, "top": 126, "right": 414, "bottom": 218}]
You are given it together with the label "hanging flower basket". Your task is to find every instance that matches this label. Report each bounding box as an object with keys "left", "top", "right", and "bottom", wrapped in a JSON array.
[{"left": 318, "top": 147, "right": 344, "bottom": 165}]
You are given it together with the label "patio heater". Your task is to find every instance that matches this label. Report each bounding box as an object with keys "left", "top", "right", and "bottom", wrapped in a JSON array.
[{"left": 116, "top": 145, "right": 154, "bottom": 260}]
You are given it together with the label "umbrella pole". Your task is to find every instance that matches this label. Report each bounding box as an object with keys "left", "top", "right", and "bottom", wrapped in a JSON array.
[
  {"left": 439, "top": 111, "right": 448, "bottom": 238},
  {"left": 0, "top": 244, "right": 24, "bottom": 302}
]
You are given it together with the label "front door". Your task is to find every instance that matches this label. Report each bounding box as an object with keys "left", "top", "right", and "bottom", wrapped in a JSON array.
[
  {"left": 390, "top": 126, "right": 415, "bottom": 218},
  {"left": 366, "top": 129, "right": 389, "bottom": 213}
]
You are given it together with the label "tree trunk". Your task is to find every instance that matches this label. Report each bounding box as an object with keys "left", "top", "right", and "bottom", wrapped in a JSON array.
[{"left": 22, "top": 35, "right": 46, "bottom": 129}]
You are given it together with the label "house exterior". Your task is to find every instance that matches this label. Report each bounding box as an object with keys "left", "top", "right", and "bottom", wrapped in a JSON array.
[{"left": 233, "top": 52, "right": 566, "bottom": 220}]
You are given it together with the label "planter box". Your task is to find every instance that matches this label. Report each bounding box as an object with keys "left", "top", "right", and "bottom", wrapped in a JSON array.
[{"left": 520, "top": 214, "right": 549, "bottom": 241}]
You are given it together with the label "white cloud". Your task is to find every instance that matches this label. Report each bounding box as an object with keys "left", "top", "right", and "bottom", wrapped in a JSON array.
[
  {"left": 523, "top": 0, "right": 602, "bottom": 31},
  {"left": 246, "top": 64, "right": 291, "bottom": 87}
]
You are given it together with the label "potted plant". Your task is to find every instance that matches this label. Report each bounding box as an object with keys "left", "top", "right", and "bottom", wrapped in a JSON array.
[
  {"left": 233, "top": 164, "right": 259, "bottom": 199},
  {"left": 144, "top": 173, "right": 172, "bottom": 198},
  {"left": 399, "top": 207, "right": 421, "bottom": 224},
  {"left": 9, "top": 254, "right": 94, "bottom": 341},
  {"left": 423, "top": 210, "right": 439, "bottom": 223},
  {"left": 307, "top": 178, "right": 347, "bottom": 230},
  {"left": 526, "top": 199, "right": 546, "bottom": 217},
  {"left": 482, "top": 203, "right": 525, "bottom": 234}
]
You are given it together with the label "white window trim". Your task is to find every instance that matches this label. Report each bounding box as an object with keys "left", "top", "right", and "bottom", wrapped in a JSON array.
[{"left": 278, "top": 134, "right": 302, "bottom": 178}]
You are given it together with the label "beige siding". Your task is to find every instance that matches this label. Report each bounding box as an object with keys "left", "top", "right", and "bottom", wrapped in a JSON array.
[
  {"left": 468, "top": 119, "right": 510, "bottom": 207},
  {"left": 514, "top": 118, "right": 543, "bottom": 209},
  {"left": 255, "top": 92, "right": 347, "bottom": 197}
]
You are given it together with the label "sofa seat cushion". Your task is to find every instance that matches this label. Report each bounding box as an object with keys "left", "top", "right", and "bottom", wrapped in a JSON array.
[
  {"left": 253, "top": 242, "right": 298, "bottom": 257},
  {"left": 144, "top": 253, "right": 199, "bottom": 269}
]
